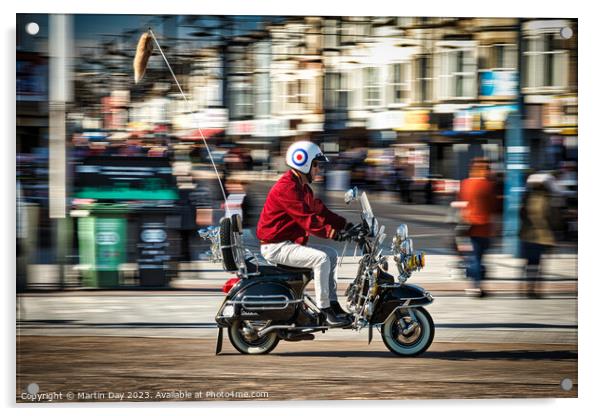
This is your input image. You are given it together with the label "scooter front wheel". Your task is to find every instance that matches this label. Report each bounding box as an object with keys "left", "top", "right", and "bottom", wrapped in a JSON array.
[
  {"left": 228, "top": 320, "right": 280, "bottom": 355},
  {"left": 381, "top": 307, "right": 434, "bottom": 357}
]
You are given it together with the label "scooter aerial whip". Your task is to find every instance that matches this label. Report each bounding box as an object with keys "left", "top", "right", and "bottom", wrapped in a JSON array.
[{"left": 133, "top": 28, "right": 231, "bottom": 217}]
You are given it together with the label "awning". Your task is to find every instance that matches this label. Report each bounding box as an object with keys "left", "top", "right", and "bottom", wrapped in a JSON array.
[{"left": 178, "top": 129, "right": 224, "bottom": 141}]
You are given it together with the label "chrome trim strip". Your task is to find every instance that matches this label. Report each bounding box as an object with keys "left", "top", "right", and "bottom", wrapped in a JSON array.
[{"left": 230, "top": 295, "right": 303, "bottom": 311}]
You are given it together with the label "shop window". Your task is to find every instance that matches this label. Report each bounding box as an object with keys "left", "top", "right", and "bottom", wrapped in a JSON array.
[
  {"left": 253, "top": 42, "right": 271, "bottom": 117},
  {"left": 277, "top": 79, "right": 312, "bottom": 113},
  {"left": 387, "top": 62, "right": 411, "bottom": 106},
  {"left": 524, "top": 32, "right": 569, "bottom": 91},
  {"left": 341, "top": 18, "right": 372, "bottom": 44},
  {"left": 363, "top": 67, "right": 382, "bottom": 108},
  {"left": 436, "top": 46, "right": 477, "bottom": 100},
  {"left": 323, "top": 19, "right": 340, "bottom": 49},
  {"left": 325, "top": 72, "right": 349, "bottom": 110},
  {"left": 254, "top": 72, "right": 270, "bottom": 118},
  {"left": 480, "top": 43, "right": 517, "bottom": 70},
  {"left": 413, "top": 55, "right": 433, "bottom": 103},
  {"left": 324, "top": 72, "right": 338, "bottom": 110},
  {"left": 230, "top": 79, "right": 253, "bottom": 119}
]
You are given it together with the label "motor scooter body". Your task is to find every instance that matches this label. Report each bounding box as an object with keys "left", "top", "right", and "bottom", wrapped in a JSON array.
[
  {"left": 216, "top": 263, "right": 314, "bottom": 327},
  {"left": 210, "top": 189, "right": 436, "bottom": 357}
]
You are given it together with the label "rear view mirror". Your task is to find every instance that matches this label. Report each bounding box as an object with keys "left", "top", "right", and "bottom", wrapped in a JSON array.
[{"left": 344, "top": 187, "right": 359, "bottom": 204}]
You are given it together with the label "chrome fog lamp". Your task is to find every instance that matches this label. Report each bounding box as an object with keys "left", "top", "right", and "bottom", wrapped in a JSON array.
[
  {"left": 396, "top": 224, "right": 408, "bottom": 241},
  {"left": 400, "top": 239, "right": 413, "bottom": 255}
]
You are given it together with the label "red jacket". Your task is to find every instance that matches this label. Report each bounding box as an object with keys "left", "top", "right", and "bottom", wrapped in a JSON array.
[{"left": 256, "top": 170, "right": 347, "bottom": 245}]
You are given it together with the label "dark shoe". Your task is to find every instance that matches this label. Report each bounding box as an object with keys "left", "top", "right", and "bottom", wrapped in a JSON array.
[
  {"left": 330, "top": 301, "right": 352, "bottom": 319},
  {"left": 321, "top": 307, "right": 351, "bottom": 327}
]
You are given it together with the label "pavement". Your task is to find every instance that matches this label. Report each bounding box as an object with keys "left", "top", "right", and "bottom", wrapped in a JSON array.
[
  {"left": 16, "top": 291, "right": 578, "bottom": 345},
  {"left": 170, "top": 253, "right": 577, "bottom": 295},
  {"left": 18, "top": 253, "right": 578, "bottom": 345},
  {"left": 26, "top": 252, "right": 577, "bottom": 295}
]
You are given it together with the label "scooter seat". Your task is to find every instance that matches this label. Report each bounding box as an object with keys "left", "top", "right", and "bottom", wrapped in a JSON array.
[
  {"left": 275, "top": 264, "right": 313, "bottom": 274},
  {"left": 243, "top": 260, "right": 312, "bottom": 282}
]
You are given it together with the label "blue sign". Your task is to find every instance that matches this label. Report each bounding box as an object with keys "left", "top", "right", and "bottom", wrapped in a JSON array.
[{"left": 480, "top": 71, "right": 518, "bottom": 97}]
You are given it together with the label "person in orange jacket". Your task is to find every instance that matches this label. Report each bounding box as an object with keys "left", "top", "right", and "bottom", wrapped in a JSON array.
[{"left": 458, "top": 157, "right": 496, "bottom": 297}]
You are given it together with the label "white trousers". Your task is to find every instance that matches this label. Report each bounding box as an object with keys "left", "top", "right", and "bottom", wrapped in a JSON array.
[{"left": 260, "top": 241, "right": 339, "bottom": 309}]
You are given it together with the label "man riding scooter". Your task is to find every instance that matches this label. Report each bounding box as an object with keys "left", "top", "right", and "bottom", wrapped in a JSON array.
[{"left": 256, "top": 141, "right": 354, "bottom": 327}]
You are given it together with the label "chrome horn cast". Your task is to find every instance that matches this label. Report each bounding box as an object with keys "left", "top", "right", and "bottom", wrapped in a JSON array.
[{"left": 391, "top": 224, "right": 425, "bottom": 283}]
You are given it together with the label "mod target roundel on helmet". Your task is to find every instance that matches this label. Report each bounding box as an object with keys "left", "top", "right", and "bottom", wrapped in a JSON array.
[
  {"left": 285, "top": 141, "right": 328, "bottom": 174},
  {"left": 291, "top": 149, "right": 308, "bottom": 167}
]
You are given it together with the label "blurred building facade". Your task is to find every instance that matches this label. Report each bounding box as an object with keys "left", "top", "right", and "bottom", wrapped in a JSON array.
[
  {"left": 16, "top": 14, "right": 578, "bottom": 282},
  {"left": 17, "top": 15, "right": 578, "bottom": 173}
]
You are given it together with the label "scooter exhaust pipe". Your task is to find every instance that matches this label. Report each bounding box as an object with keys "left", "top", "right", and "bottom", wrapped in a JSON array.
[{"left": 257, "top": 325, "right": 329, "bottom": 338}]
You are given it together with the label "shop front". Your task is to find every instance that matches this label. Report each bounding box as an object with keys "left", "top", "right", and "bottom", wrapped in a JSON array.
[{"left": 72, "top": 156, "right": 182, "bottom": 288}]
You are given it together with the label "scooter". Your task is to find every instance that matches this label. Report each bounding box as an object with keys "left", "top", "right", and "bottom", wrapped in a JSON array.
[{"left": 205, "top": 187, "right": 435, "bottom": 357}]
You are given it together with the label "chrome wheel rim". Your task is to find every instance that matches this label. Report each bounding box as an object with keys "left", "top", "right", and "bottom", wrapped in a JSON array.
[
  {"left": 392, "top": 316, "right": 423, "bottom": 347},
  {"left": 238, "top": 320, "right": 271, "bottom": 346}
]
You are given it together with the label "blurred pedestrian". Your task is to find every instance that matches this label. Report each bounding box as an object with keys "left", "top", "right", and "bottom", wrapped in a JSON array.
[
  {"left": 395, "top": 157, "right": 412, "bottom": 204},
  {"left": 424, "top": 175, "right": 434, "bottom": 205},
  {"left": 519, "top": 173, "right": 562, "bottom": 299},
  {"left": 448, "top": 199, "right": 471, "bottom": 279},
  {"left": 458, "top": 158, "right": 496, "bottom": 297},
  {"left": 550, "top": 163, "right": 577, "bottom": 242}
]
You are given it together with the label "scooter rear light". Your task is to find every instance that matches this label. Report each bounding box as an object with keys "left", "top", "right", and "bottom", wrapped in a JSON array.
[{"left": 222, "top": 277, "right": 241, "bottom": 293}]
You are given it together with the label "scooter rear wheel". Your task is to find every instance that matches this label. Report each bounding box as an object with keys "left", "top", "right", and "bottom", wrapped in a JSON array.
[{"left": 228, "top": 320, "right": 280, "bottom": 355}]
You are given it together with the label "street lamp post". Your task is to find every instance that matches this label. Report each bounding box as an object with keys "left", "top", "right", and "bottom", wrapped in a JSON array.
[
  {"left": 49, "top": 14, "right": 74, "bottom": 289},
  {"left": 502, "top": 18, "right": 528, "bottom": 257}
]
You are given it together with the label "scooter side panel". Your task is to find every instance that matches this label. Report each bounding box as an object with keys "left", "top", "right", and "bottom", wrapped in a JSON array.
[{"left": 221, "top": 278, "right": 298, "bottom": 322}]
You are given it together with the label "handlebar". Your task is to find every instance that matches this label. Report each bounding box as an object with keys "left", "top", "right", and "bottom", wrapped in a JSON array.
[{"left": 340, "top": 223, "right": 368, "bottom": 242}]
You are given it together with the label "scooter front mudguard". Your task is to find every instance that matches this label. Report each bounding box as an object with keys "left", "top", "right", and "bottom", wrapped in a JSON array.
[{"left": 370, "top": 283, "right": 434, "bottom": 324}]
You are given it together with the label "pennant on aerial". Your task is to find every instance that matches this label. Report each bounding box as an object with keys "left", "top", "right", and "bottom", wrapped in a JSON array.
[{"left": 133, "top": 31, "right": 153, "bottom": 84}]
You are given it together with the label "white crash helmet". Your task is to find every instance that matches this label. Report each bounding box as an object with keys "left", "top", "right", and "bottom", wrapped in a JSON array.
[{"left": 285, "top": 141, "right": 329, "bottom": 174}]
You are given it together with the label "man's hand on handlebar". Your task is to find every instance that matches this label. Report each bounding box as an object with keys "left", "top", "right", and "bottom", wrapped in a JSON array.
[
  {"left": 334, "top": 222, "right": 365, "bottom": 242},
  {"left": 333, "top": 230, "right": 346, "bottom": 242}
]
